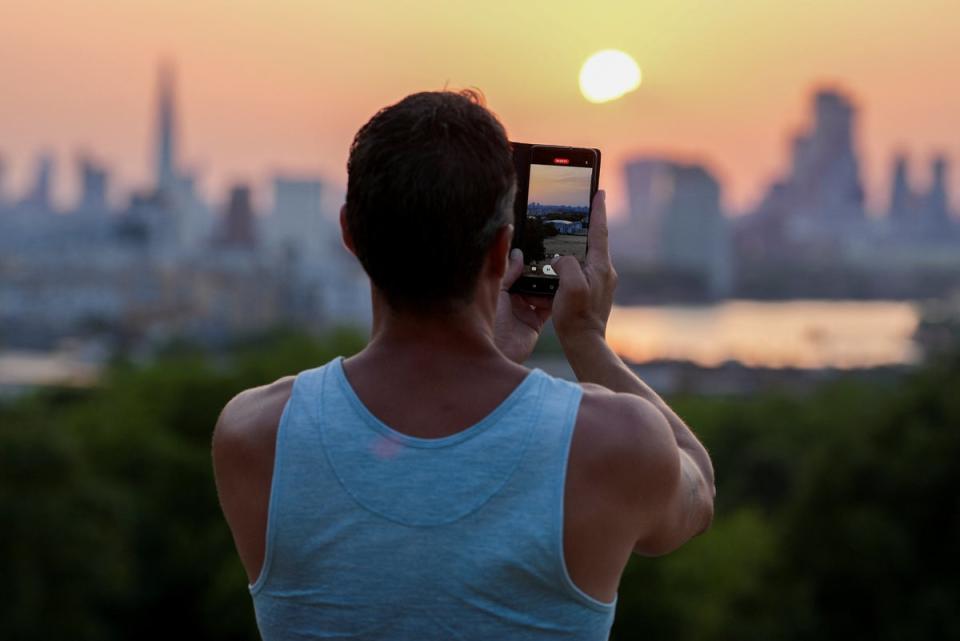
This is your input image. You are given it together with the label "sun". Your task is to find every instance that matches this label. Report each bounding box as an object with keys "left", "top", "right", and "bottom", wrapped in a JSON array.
[{"left": 579, "top": 50, "right": 642, "bottom": 104}]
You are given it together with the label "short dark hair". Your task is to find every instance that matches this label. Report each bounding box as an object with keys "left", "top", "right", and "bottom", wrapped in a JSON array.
[{"left": 345, "top": 89, "right": 515, "bottom": 312}]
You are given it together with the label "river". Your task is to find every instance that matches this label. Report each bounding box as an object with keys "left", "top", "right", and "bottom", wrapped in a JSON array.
[{"left": 605, "top": 300, "right": 921, "bottom": 369}]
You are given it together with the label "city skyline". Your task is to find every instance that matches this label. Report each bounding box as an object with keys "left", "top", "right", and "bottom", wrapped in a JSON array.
[
  {"left": 1, "top": 47, "right": 956, "bottom": 360},
  {"left": 2, "top": 64, "right": 956, "bottom": 226},
  {"left": 2, "top": 0, "right": 959, "bottom": 218}
]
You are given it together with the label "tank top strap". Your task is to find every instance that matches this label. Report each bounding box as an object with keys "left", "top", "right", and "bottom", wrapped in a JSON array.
[{"left": 247, "top": 361, "right": 334, "bottom": 594}]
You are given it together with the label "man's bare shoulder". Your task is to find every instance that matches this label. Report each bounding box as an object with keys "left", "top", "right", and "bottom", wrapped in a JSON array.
[
  {"left": 573, "top": 383, "right": 680, "bottom": 503},
  {"left": 213, "top": 376, "right": 296, "bottom": 452},
  {"left": 211, "top": 376, "right": 296, "bottom": 583}
]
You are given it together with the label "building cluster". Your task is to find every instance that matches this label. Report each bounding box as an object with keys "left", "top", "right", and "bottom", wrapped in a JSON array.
[
  {"left": 0, "top": 64, "right": 369, "bottom": 351},
  {"left": 3, "top": 73, "right": 958, "bottom": 346},
  {"left": 612, "top": 88, "right": 960, "bottom": 302}
]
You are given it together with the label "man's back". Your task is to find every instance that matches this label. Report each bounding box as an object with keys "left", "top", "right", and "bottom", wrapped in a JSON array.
[
  {"left": 239, "top": 356, "right": 618, "bottom": 640},
  {"left": 214, "top": 342, "right": 704, "bottom": 637}
]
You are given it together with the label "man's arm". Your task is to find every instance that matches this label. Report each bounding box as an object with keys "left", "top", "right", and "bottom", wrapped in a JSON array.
[
  {"left": 552, "top": 189, "right": 715, "bottom": 555},
  {"left": 570, "top": 345, "right": 715, "bottom": 555}
]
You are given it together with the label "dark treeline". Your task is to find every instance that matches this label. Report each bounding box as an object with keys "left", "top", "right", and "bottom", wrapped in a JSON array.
[{"left": 2, "top": 329, "right": 957, "bottom": 640}]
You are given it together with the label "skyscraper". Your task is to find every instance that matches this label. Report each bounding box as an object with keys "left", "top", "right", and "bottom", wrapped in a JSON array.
[
  {"left": 618, "top": 158, "right": 732, "bottom": 298},
  {"left": 742, "top": 87, "right": 866, "bottom": 259},
  {"left": 77, "top": 154, "right": 109, "bottom": 213},
  {"left": 886, "top": 153, "right": 953, "bottom": 236},
  {"left": 888, "top": 153, "right": 915, "bottom": 222},
  {"left": 0, "top": 153, "right": 6, "bottom": 209},
  {"left": 154, "top": 61, "right": 177, "bottom": 195},
  {"left": 924, "top": 155, "right": 950, "bottom": 228},
  {"left": 788, "top": 89, "right": 864, "bottom": 221},
  {"left": 216, "top": 185, "right": 257, "bottom": 249},
  {"left": 620, "top": 159, "right": 673, "bottom": 264},
  {"left": 22, "top": 153, "right": 54, "bottom": 212},
  {"left": 266, "top": 177, "right": 329, "bottom": 261}
]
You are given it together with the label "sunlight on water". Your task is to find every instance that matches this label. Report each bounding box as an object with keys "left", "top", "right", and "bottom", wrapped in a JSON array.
[{"left": 606, "top": 300, "right": 922, "bottom": 369}]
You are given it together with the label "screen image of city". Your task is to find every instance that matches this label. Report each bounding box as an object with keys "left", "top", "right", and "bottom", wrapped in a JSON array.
[{"left": 523, "top": 163, "right": 592, "bottom": 277}]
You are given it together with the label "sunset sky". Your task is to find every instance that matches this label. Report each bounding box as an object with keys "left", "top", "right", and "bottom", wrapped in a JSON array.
[
  {"left": 2, "top": 0, "right": 958, "bottom": 219},
  {"left": 528, "top": 165, "right": 592, "bottom": 209}
]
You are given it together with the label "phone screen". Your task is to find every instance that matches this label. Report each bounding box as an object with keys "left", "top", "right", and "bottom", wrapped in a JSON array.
[
  {"left": 508, "top": 143, "right": 600, "bottom": 296},
  {"left": 520, "top": 148, "right": 596, "bottom": 285}
]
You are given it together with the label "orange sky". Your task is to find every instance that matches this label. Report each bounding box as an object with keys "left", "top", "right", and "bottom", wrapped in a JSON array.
[
  {"left": 1, "top": 0, "right": 958, "bottom": 219},
  {"left": 528, "top": 165, "right": 593, "bottom": 209}
]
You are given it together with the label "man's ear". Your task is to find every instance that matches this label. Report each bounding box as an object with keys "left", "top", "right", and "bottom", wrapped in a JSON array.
[
  {"left": 487, "top": 223, "right": 514, "bottom": 280},
  {"left": 339, "top": 204, "right": 357, "bottom": 257}
]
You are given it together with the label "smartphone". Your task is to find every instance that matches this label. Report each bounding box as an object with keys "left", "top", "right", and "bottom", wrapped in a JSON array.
[{"left": 508, "top": 143, "right": 600, "bottom": 296}]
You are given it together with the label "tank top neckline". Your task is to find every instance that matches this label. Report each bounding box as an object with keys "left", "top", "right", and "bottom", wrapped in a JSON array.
[{"left": 331, "top": 355, "right": 544, "bottom": 450}]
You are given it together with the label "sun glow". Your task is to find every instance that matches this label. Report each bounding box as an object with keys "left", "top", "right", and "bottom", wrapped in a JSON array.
[{"left": 579, "top": 49, "right": 642, "bottom": 103}]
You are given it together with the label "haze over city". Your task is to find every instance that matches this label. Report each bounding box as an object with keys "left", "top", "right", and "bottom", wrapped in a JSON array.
[
  {"left": 1, "top": 0, "right": 959, "bottom": 377},
  {"left": 2, "top": 0, "right": 959, "bottom": 216}
]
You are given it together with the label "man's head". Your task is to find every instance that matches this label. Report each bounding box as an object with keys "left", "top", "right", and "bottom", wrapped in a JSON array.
[{"left": 343, "top": 90, "right": 516, "bottom": 314}]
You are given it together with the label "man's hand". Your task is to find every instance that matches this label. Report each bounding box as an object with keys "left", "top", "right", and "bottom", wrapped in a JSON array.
[
  {"left": 494, "top": 248, "right": 553, "bottom": 364},
  {"left": 551, "top": 189, "right": 617, "bottom": 347}
]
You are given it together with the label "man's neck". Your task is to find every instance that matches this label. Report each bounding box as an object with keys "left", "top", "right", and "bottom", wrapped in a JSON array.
[{"left": 365, "top": 304, "right": 502, "bottom": 364}]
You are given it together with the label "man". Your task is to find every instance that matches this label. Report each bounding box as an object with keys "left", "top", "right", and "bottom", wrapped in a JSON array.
[{"left": 212, "top": 90, "right": 714, "bottom": 640}]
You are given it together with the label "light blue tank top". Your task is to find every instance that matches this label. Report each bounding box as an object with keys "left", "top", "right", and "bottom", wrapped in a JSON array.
[{"left": 248, "top": 356, "right": 617, "bottom": 640}]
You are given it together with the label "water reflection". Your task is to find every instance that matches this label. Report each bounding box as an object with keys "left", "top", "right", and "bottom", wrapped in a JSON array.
[{"left": 606, "top": 300, "right": 921, "bottom": 369}]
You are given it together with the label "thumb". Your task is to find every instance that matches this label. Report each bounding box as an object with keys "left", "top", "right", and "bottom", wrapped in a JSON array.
[{"left": 502, "top": 248, "right": 524, "bottom": 289}]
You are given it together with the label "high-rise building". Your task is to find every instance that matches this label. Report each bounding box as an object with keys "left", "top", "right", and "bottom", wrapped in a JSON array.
[
  {"left": 266, "top": 177, "right": 330, "bottom": 261},
  {"left": 619, "top": 159, "right": 674, "bottom": 264},
  {"left": 171, "top": 173, "right": 214, "bottom": 252},
  {"left": 0, "top": 153, "right": 6, "bottom": 209},
  {"left": 77, "top": 154, "right": 109, "bottom": 213},
  {"left": 617, "top": 158, "right": 732, "bottom": 298},
  {"left": 741, "top": 87, "right": 866, "bottom": 260},
  {"left": 924, "top": 155, "right": 950, "bottom": 227},
  {"left": 886, "top": 153, "right": 954, "bottom": 237},
  {"left": 216, "top": 185, "right": 257, "bottom": 249},
  {"left": 787, "top": 90, "right": 864, "bottom": 221},
  {"left": 888, "top": 153, "right": 915, "bottom": 222},
  {"left": 154, "top": 61, "right": 178, "bottom": 195},
  {"left": 660, "top": 164, "right": 731, "bottom": 298},
  {"left": 22, "top": 153, "right": 55, "bottom": 212}
]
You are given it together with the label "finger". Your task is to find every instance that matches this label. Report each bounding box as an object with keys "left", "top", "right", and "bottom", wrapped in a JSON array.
[
  {"left": 551, "top": 254, "right": 589, "bottom": 299},
  {"left": 586, "top": 189, "right": 610, "bottom": 268},
  {"left": 502, "top": 248, "right": 524, "bottom": 289}
]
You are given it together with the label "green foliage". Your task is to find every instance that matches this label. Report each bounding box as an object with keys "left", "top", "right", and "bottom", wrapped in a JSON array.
[
  {"left": 0, "top": 328, "right": 364, "bottom": 641},
  {"left": 611, "top": 351, "right": 960, "bottom": 640},
  {"left": 2, "top": 330, "right": 958, "bottom": 640},
  {"left": 615, "top": 509, "right": 781, "bottom": 640}
]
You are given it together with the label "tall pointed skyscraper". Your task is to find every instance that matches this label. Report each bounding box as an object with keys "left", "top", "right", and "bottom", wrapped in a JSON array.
[{"left": 154, "top": 61, "right": 177, "bottom": 194}]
